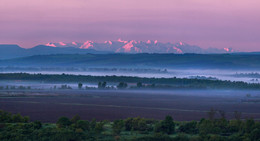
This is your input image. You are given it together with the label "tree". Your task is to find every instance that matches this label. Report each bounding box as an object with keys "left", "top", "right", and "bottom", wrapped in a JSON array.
[
  {"left": 33, "top": 121, "right": 42, "bottom": 129},
  {"left": 90, "top": 118, "right": 97, "bottom": 129},
  {"left": 12, "top": 113, "right": 23, "bottom": 123},
  {"left": 137, "top": 82, "right": 142, "bottom": 88},
  {"left": 137, "top": 119, "right": 149, "bottom": 132},
  {"left": 71, "top": 114, "right": 80, "bottom": 123},
  {"left": 174, "top": 133, "right": 190, "bottom": 141},
  {"left": 198, "top": 119, "right": 215, "bottom": 135},
  {"left": 208, "top": 135, "right": 225, "bottom": 141},
  {"left": 178, "top": 121, "right": 198, "bottom": 134},
  {"left": 78, "top": 83, "right": 83, "bottom": 89},
  {"left": 57, "top": 117, "right": 71, "bottom": 128},
  {"left": 98, "top": 82, "right": 107, "bottom": 89},
  {"left": 162, "top": 115, "right": 175, "bottom": 134},
  {"left": 23, "top": 116, "right": 30, "bottom": 123},
  {"left": 98, "top": 82, "right": 102, "bottom": 89},
  {"left": 117, "top": 82, "right": 127, "bottom": 89},
  {"left": 155, "top": 115, "right": 175, "bottom": 134},
  {"left": 76, "top": 120, "right": 90, "bottom": 131},
  {"left": 95, "top": 122, "right": 105, "bottom": 133},
  {"left": 250, "top": 128, "right": 260, "bottom": 141},
  {"left": 124, "top": 118, "right": 133, "bottom": 131},
  {"left": 244, "top": 119, "right": 255, "bottom": 133},
  {"left": 113, "top": 120, "right": 124, "bottom": 135},
  {"left": 102, "top": 82, "right": 107, "bottom": 88}
]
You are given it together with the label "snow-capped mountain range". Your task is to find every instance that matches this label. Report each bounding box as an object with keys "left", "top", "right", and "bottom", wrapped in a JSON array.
[{"left": 45, "top": 39, "right": 235, "bottom": 54}]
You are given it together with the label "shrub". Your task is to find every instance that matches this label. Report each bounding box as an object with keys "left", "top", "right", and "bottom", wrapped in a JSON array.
[{"left": 57, "top": 117, "right": 71, "bottom": 128}]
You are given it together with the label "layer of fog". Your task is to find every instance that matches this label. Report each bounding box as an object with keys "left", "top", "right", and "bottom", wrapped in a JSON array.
[
  {"left": 90, "top": 89, "right": 260, "bottom": 98},
  {"left": 1, "top": 68, "right": 260, "bottom": 83},
  {"left": 0, "top": 80, "right": 98, "bottom": 89}
]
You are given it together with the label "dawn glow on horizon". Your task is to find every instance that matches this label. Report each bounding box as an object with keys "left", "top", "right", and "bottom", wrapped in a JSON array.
[{"left": 0, "top": 0, "right": 259, "bottom": 51}]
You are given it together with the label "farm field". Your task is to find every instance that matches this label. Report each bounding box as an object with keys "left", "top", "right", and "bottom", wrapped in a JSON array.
[{"left": 1, "top": 89, "right": 260, "bottom": 122}]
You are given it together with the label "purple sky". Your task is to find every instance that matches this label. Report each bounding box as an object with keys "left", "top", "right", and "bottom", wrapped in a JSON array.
[{"left": 0, "top": 0, "right": 259, "bottom": 51}]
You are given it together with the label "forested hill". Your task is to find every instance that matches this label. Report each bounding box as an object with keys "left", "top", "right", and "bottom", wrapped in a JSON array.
[{"left": 1, "top": 53, "right": 260, "bottom": 69}]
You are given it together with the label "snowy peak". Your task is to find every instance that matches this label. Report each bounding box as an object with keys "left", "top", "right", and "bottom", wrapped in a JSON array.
[
  {"left": 117, "top": 38, "right": 128, "bottom": 44},
  {"left": 80, "top": 41, "right": 94, "bottom": 49},
  {"left": 104, "top": 40, "right": 112, "bottom": 45},
  {"left": 45, "top": 43, "right": 56, "bottom": 47},
  {"left": 224, "top": 48, "right": 234, "bottom": 52},
  {"left": 58, "top": 42, "right": 66, "bottom": 46},
  {"left": 44, "top": 40, "right": 236, "bottom": 54}
]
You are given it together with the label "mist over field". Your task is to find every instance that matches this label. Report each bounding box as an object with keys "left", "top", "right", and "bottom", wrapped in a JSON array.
[
  {"left": 1, "top": 53, "right": 260, "bottom": 84},
  {"left": 1, "top": 67, "right": 260, "bottom": 83}
]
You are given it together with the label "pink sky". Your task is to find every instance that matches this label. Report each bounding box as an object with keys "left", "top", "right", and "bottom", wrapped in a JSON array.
[{"left": 0, "top": 0, "right": 260, "bottom": 51}]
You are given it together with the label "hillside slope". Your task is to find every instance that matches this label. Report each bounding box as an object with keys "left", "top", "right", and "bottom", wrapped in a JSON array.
[{"left": 1, "top": 54, "right": 260, "bottom": 69}]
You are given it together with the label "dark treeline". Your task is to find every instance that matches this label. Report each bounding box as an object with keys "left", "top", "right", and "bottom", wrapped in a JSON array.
[
  {"left": 0, "top": 67, "right": 168, "bottom": 73},
  {"left": 233, "top": 72, "right": 260, "bottom": 78},
  {"left": 0, "top": 85, "right": 31, "bottom": 90},
  {"left": 0, "top": 110, "right": 260, "bottom": 141},
  {"left": 1, "top": 73, "right": 260, "bottom": 89}
]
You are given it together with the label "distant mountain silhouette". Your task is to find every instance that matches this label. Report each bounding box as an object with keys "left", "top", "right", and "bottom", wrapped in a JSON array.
[
  {"left": 1, "top": 54, "right": 260, "bottom": 69},
  {"left": 0, "top": 44, "right": 29, "bottom": 59},
  {"left": 0, "top": 44, "right": 110, "bottom": 59},
  {"left": 0, "top": 40, "right": 241, "bottom": 60}
]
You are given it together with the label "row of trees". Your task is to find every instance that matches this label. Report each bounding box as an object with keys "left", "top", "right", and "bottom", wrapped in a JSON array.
[
  {"left": 0, "top": 110, "right": 260, "bottom": 141},
  {"left": 1, "top": 73, "right": 260, "bottom": 89},
  {"left": 56, "top": 115, "right": 105, "bottom": 134},
  {"left": 0, "top": 85, "right": 31, "bottom": 90},
  {"left": 0, "top": 110, "right": 29, "bottom": 123},
  {"left": 78, "top": 82, "right": 128, "bottom": 90}
]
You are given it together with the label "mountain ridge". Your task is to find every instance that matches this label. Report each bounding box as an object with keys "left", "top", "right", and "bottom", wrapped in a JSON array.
[
  {"left": 0, "top": 44, "right": 110, "bottom": 60},
  {"left": 0, "top": 40, "right": 240, "bottom": 60},
  {"left": 43, "top": 39, "right": 235, "bottom": 54}
]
